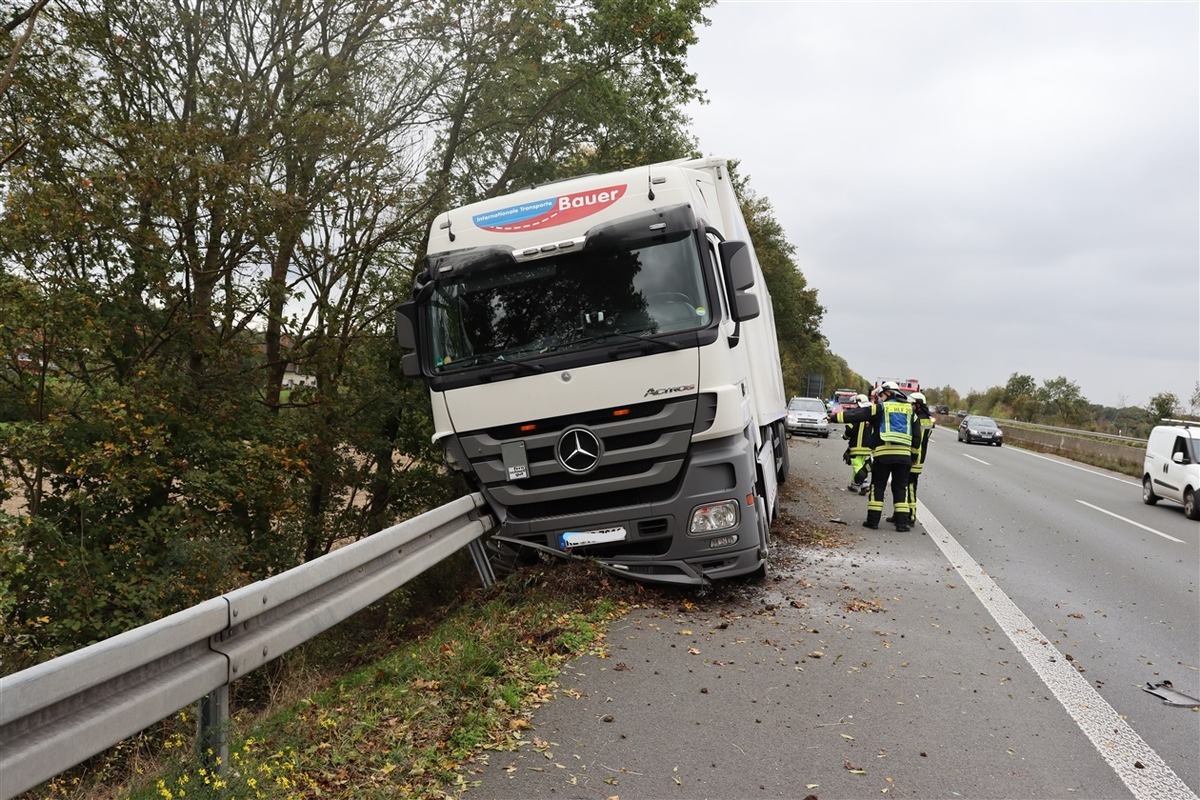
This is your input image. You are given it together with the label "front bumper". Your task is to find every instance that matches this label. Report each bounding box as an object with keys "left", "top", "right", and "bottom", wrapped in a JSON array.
[
  {"left": 787, "top": 418, "right": 829, "bottom": 436},
  {"left": 489, "top": 433, "right": 765, "bottom": 586}
]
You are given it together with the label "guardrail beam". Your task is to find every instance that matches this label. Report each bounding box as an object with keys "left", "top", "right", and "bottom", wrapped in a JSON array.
[{"left": 0, "top": 494, "right": 497, "bottom": 800}]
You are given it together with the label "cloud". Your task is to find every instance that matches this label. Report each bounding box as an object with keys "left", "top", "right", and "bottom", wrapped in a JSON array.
[{"left": 687, "top": 0, "right": 1199, "bottom": 408}]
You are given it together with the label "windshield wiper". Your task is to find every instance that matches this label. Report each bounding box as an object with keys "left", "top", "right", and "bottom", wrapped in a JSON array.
[
  {"left": 594, "top": 328, "right": 683, "bottom": 352},
  {"left": 537, "top": 328, "right": 681, "bottom": 355},
  {"left": 451, "top": 353, "right": 545, "bottom": 374}
]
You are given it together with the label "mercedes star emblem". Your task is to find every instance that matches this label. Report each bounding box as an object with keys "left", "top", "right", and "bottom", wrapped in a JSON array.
[{"left": 556, "top": 428, "right": 602, "bottom": 474}]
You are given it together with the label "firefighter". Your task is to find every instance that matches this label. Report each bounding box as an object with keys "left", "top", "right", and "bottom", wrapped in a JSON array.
[
  {"left": 892, "top": 391, "right": 933, "bottom": 527},
  {"left": 843, "top": 393, "right": 872, "bottom": 494},
  {"left": 828, "top": 381, "right": 917, "bottom": 531}
]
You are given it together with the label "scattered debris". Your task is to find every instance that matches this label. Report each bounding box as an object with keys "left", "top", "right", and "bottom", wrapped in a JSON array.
[
  {"left": 1143, "top": 681, "right": 1200, "bottom": 707},
  {"left": 844, "top": 598, "right": 884, "bottom": 613}
]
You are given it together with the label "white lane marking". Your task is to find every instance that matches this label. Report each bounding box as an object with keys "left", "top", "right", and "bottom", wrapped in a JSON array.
[
  {"left": 919, "top": 505, "right": 1198, "bottom": 800},
  {"left": 1076, "top": 500, "right": 1186, "bottom": 543},
  {"left": 961, "top": 452, "right": 991, "bottom": 465},
  {"left": 1008, "top": 445, "right": 1141, "bottom": 487}
]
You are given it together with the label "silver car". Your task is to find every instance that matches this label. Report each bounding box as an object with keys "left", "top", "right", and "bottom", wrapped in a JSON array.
[{"left": 786, "top": 397, "right": 830, "bottom": 438}]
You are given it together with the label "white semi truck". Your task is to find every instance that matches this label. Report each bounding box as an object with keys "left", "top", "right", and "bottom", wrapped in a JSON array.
[{"left": 396, "top": 157, "right": 789, "bottom": 586}]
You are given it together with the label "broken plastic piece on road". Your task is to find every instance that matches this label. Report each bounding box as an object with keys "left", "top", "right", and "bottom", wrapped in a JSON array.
[{"left": 1143, "top": 681, "right": 1200, "bottom": 707}]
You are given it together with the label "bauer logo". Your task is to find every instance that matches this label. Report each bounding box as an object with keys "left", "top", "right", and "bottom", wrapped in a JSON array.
[{"left": 473, "top": 184, "right": 627, "bottom": 233}]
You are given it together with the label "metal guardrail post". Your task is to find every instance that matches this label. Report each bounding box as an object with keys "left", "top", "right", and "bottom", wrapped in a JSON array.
[
  {"left": 468, "top": 538, "right": 496, "bottom": 588},
  {"left": 197, "top": 685, "right": 229, "bottom": 774}
]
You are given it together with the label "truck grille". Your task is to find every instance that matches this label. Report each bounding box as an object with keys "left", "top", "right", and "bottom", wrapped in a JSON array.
[{"left": 458, "top": 396, "right": 700, "bottom": 518}]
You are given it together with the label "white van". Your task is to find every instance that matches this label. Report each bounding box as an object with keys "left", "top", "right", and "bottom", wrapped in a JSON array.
[{"left": 1142, "top": 421, "right": 1200, "bottom": 520}]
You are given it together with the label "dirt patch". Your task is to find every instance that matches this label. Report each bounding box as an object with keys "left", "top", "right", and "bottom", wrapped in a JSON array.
[{"left": 1, "top": 473, "right": 27, "bottom": 517}]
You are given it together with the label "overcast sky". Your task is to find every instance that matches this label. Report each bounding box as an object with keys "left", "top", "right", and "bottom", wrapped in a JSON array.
[{"left": 685, "top": 0, "right": 1199, "bottom": 410}]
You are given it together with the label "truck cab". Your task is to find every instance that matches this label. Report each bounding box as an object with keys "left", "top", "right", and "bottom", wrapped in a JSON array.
[{"left": 396, "top": 158, "right": 789, "bottom": 586}]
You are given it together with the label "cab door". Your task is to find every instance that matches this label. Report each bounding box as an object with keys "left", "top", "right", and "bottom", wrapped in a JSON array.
[{"left": 1157, "top": 434, "right": 1189, "bottom": 502}]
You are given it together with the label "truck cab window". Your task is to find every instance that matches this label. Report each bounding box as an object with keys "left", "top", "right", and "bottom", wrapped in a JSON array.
[{"left": 427, "top": 232, "right": 712, "bottom": 371}]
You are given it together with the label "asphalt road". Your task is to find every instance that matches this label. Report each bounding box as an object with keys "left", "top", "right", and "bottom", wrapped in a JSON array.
[
  {"left": 458, "top": 431, "right": 1199, "bottom": 800},
  {"left": 917, "top": 427, "right": 1199, "bottom": 793}
]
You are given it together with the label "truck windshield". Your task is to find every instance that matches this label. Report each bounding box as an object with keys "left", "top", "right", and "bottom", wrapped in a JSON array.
[{"left": 427, "top": 232, "right": 711, "bottom": 371}]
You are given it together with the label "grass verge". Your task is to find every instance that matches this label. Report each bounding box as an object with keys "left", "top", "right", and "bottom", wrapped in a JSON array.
[{"left": 34, "top": 560, "right": 643, "bottom": 800}]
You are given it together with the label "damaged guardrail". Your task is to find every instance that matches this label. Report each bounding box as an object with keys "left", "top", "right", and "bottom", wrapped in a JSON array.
[{"left": 0, "top": 493, "right": 497, "bottom": 800}]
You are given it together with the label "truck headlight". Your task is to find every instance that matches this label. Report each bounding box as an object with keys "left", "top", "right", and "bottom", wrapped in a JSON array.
[{"left": 689, "top": 500, "right": 739, "bottom": 534}]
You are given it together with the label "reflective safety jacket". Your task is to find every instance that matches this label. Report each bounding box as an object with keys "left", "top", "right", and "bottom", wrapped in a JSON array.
[
  {"left": 911, "top": 409, "right": 934, "bottom": 473},
  {"left": 834, "top": 400, "right": 916, "bottom": 459},
  {"left": 845, "top": 419, "right": 873, "bottom": 456}
]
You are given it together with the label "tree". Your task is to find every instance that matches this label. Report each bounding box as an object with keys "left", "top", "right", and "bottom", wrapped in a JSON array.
[
  {"left": 924, "top": 385, "right": 962, "bottom": 411},
  {"left": 998, "top": 372, "right": 1039, "bottom": 420},
  {"left": 1002, "top": 373, "right": 1036, "bottom": 404},
  {"left": 1038, "top": 376, "right": 1087, "bottom": 424},
  {"left": 421, "top": 0, "right": 710, "bottom": 211},
  {"left": 0, "top": 0, "right": 717, "bottom": 665},
  {"left": 1, "top": 0, "right": 51, "bottom": 151},
  {"left": 1147, "top": 392, "right": 1180, "bottom": 422}
]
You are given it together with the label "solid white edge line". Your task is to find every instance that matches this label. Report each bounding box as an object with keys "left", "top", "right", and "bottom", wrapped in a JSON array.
[
  {"left": 1075, "top": 500, "right": 1186, "bottom": 543},
  {"left": 918, "top": 504, "right": 1198, "bottom": 800}
]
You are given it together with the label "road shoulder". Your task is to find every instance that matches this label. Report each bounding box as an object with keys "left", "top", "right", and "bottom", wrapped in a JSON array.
[{"left": 457, "top": 434, "right": 1132, "bottom": 799}]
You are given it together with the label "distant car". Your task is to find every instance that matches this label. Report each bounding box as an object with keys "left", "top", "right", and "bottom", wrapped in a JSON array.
[
  {"left": 786, "top": 396, "right": 830, "bottom": 438},
  {"left": 955, "top": 410, "right": 968, "bottom": 418},
  {"left": 958, "top": 415, "right": 1003, "bottom": 446},
  {"left": 936, "top": 405, "right": 950, "bottom": 415},
  {"left": 1142, "top": 422, "right": 1200, "bottom": 520}
]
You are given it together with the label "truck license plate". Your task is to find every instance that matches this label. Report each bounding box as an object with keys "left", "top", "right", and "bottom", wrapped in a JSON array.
[{"left": 558, "top": 527, "right": 627, "bottom": 549}]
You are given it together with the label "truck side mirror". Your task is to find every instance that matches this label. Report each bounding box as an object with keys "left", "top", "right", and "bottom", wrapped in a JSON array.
[
  {"left": 396, "top": 302, "right": 416, "bottom": 350},
  {"left": 719, "top": 240, "right": 761, "bottom": 322},
  {"left": 732, "top": 292, "right": 760, "bottom": 321},
  {"left": 396, "top": 302, "right": 423, "bottom": 377},
  {"left": 401, "top": 352, "right": 421, "bottom": 378},
  {"left": 719, "top": 240, "right": 755, "bottom": 290}
]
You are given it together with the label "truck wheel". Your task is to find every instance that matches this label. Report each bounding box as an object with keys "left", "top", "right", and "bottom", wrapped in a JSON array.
[
  {"left": 1185, "top": 488, "right": 1199, "bottom": 520},
  {"left": 1142, "top": 476, "right": 1159, "bottom": 505}
]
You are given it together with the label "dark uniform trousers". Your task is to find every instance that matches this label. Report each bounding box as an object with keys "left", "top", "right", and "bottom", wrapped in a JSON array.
[
  {"left": 869, "top": 453, "right": 911, "bottom": 526},
  {"left": 904, "top": 417, "right": 934, "bottom": 525}
]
